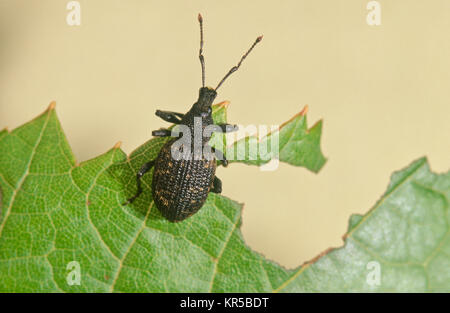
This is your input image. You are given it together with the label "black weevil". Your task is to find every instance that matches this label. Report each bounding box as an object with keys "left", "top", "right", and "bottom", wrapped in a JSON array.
[{"left": 124, "top": 14, "right": 262, "bottom": 222}]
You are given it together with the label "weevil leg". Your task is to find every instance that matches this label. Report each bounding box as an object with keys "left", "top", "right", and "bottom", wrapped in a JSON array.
[
  {"left": 215, "top": 123, "right": 239, "bottom": 133},
  {"left": 211, "top": 176, "right": 222, "bottom": 194},
  {"left": 211, "top": 147, "right": 228, "bottom": 167},
  {"left": 123, "top": 160, "right": 155, "bottom": 205},
  {"left": 152, "top": 128, "right": 173, "bottom": 137},
  {"left": 155, "top": 110, "right": 184, "bottom": 124}
]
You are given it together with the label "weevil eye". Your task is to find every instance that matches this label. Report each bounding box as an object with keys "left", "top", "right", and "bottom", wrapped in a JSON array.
[{"left": 201, "top": 107, "right": 212, "bottom": 117}]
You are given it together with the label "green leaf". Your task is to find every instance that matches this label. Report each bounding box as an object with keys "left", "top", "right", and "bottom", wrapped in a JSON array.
[
  {"left": 0, "top": 103, "right": 448, "bottom": 292},
  {"left": 222, "top": 106, "right": 326, "bottom": 172},
  {"left": 277, "top": 158, "right": 450, "bottom": 292}
]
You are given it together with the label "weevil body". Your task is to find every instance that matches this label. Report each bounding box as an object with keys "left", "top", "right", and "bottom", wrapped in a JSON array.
[{"left": 124, "top": 14, "right": 262, "bottom": 222}]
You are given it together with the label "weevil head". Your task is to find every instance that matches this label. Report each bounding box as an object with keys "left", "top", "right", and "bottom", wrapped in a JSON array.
[{"left": 192, "top": 87, "right": 217, "bottom": 116}]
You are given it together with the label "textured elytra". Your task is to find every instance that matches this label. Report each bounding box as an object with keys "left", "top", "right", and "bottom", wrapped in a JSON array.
[
  {"left": 135, "top": 87, "right": 220, "bottom": 222},
  {"left": 152, "top": 139, "right": 216, "bottom": 222}
]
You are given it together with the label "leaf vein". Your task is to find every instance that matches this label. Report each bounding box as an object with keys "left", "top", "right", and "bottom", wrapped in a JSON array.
[{"left": 0, "top": 110, "right": 52, "bottom": 238}]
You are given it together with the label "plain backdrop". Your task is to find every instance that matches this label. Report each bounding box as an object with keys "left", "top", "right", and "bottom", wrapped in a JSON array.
[{"left": 1, "top": 0, "right": 449, "bottom": 269}]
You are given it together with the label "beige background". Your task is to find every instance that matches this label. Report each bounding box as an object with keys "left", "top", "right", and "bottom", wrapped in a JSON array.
[{"left": 1, "top": 0, "right": 449, "bottom": 269}]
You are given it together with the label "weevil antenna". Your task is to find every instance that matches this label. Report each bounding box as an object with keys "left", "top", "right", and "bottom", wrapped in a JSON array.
[
  {"left": 198, "top": 13, "right": 206, "bottom": 88},
  {"left": 215, "top": 35, "right": 263, "bottom": 91}
]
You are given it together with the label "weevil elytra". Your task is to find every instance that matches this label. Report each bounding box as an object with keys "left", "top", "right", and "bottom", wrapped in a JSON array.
[{"left": 124, "top": 14, "right": 262, "bottom": 222}]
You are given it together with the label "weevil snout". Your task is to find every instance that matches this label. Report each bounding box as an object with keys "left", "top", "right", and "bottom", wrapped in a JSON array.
[{"left": 195, "top": 87, "right": 217, "bottom": 113}]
